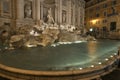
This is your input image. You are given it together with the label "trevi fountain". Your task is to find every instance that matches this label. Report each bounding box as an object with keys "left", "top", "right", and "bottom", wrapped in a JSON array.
[{"left": 0, "top": 0, "right": 119, "bottom": 80}]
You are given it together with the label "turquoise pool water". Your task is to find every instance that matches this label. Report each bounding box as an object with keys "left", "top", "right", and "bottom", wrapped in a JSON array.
[{"left": 0, "top": 40, "right": 119, "bottom": 71}]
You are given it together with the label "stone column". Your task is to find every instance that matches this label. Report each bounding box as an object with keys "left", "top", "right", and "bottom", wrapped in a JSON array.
[
  {"left": 83, "top": 7, "right": 85, "bottom": 27},
  {"left": 32, "top": 0, "right": 36, "bottom": 20},
  {"left": 82, "top": 5, "right": 85, "bottom": 28},
  {"left": 57, "top": 0, "right": 62, "bottom": 24},
  {"left": 67, "top": 0, "right": 71, "bottom": 24},
  {"left": 16, "top": 0, "right": 24, "bottom": 27},
  {"left": 79, "top": 4, "right": 81, "bottom": 27},
  {"left": 71, "top": 1, "right": 74, "bottom": 25},
  {"left": 17, "top": 0, "right": 24, "bottom": 19},
  {"left": 40, "top": 1, "right": 44, "bottom": 20},
  {"left": 10, "top": 0, "right": 16, "bottom": 30},
  {"left": 55, "top": 0, "right": 58, "bottom": 23},
  {"left": 36, "top": 0, "right": 40, "bottom": 20},
  {"left": 73, "top": 3, "right": 75, "bottom": 25},
  {"left": 77, "top": 6, "right": 80, "bottom": 27},
  {"left": 83, "top": 1, "right": 85, "bottom": 28},
  {"left": 76, "top": 3, "right": 79, "bottom": 27}
]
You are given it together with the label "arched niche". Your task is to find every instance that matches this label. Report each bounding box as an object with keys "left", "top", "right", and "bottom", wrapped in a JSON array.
[
  {"left": 42, "top": 0, "right": 55, "bottom": 22},
  {"left": 24, "top": 0, "right": 33, "bottom": 18}
]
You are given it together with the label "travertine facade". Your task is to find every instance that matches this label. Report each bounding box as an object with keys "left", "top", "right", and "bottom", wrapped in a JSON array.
[{"left": 0, "top": 0, "right": 85, "bottom": 30}]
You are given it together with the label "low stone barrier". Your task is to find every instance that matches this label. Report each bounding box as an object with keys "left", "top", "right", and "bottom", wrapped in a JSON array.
[{"left": 0, "top": 55, "right": 119, "bottom": 80}]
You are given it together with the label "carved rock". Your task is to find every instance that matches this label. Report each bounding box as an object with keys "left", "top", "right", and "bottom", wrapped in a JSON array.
[
  {"left": 0, "top": 25, "right": 11, "bottom": 44},
  {"left": 10, "top": 35, "right": 25, "bottom": 48},
  {"left": 40, "top": 28, "right": 60, "bottom": 46},
  {"left": 59, "top": 31, "right": 83, "bottom": 42}
]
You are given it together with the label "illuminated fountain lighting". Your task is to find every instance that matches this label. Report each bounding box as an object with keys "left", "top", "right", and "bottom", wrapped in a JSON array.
[
  {"left": 79, "top": 68, "right": 83, "bottom": 70},
  {"left": 98, "top": 62, "right": 102, "bottom": 65},
  {"left": 91, "top": 65, "right": 95, "bottom": 68},
  {"left": 110, "top": 55, "right": 113, "bottom": 58},
  {"left": 105, "top": 58, "right": 109, "bottom": 61},
  {"left": 114, "top": 53, "right": 117, "bottom": 55}
]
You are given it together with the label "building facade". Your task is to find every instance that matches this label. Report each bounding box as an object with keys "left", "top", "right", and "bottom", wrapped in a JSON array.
[
  {"left": 85, "top": 0, "right": 120, "bottom": 38},
  {"left": 0, "top": 0, "right": 85, "bottom": 30}
]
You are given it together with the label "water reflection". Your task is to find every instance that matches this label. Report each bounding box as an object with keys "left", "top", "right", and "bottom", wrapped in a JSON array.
[{"left": 87, "top": 41, "right": 97, "bottom": 59}]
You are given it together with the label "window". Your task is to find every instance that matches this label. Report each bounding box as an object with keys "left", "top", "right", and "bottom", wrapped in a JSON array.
[
  {"left": 112, "top": 1, "right": 116, "bottom": 5},
  {"left": 104, "top": 12, "right": 107, "bottom": 16},
  {"left": 103, "top": 4, "right": 107, "bottom": 8},
  {"left": 96, "top": 13, "right": 100, "bottom": 17},
  {"left": 96, "top": 6, "right": 100, "bottom": 10},
  {"left": 103, "top": 20, "right": 107, "bottom": 23},
  {"left": 110, "top": 22, "right": 116, "bottom": 31},
  {"left": 111, "top": 7, "right": 116, "bottom": 13}
]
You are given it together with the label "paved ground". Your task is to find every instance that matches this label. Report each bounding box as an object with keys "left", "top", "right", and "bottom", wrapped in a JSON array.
[
  {"left": 102, "top": 67, "right": 120, "bottom": 80},
  {"left": 0, "top": 77, "right": 8, "bottom": 80},
  {"left": 102, "top": 69, "right": 120, "bottom": 80}
]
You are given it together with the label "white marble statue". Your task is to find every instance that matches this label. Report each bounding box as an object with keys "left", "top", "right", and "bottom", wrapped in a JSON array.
[
  {"left": 24, "top": 2, "right": 32, "bottom": 18},
  {"left": 47, "top": 8, "right": 54, "bottom": 24}
]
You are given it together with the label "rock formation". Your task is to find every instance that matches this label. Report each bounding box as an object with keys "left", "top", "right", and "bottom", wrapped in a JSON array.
[
  {"left": 58, "top": 30, "right": 84, "bottom": 42},
  {"left": 9, "top": 35, "right": 25, "bottom": 48},
  {"left": 0, "top": 25, "right": 11, "bottom": 44},
  {"left": 40, "top": 28, "right": 60, "bottom": 46},
  {"left": 0, "top": 11, "right": 93, "bottom": 49}
]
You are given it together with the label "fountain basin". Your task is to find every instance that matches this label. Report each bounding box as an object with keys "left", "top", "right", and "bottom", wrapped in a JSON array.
[{"left": 0, "top": 40, "right": 119, "bottom": 80}]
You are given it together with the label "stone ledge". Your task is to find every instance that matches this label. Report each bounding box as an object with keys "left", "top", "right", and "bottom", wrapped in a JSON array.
[{"left": 0, "top": 56, "right": 119, "bottom": 80}]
